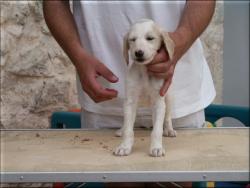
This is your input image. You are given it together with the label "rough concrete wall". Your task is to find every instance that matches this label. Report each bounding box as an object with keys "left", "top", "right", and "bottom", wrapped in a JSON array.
[
  {"left": 0, "top": 1, "right": 223, "bottom": 129},
  {"left": 201, "top": 1, "right": 224, "bottom": 104},
  {"left": 0, "top": 1, "right": 79, "bottom": 129}
]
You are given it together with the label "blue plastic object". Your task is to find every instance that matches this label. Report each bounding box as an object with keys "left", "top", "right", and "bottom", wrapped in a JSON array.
[
  {"left": 50, "top": 104, "right": 249, "bottom": 129},
  {"left": 205, "top": 104, "right": 249, "bottom": 127},
  {"left": 51, "top": 111, "right": 81, "bottom": 129}
]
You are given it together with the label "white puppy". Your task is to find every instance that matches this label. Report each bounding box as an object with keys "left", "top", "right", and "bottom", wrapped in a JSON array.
[{"left": 114, "top": 19, "right": 177, "bottom": 157}]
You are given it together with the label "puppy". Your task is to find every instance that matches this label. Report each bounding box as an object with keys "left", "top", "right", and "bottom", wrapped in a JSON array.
[{"left": 114, "top": 19, "right": 176, "bottom": 157}]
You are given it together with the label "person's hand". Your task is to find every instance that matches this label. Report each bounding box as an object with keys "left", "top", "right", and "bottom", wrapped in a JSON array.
[
  {"left": 146, "top": 46, "right": 176, "bottom": 97},
  {"left": 147, "top": 30, "right": 190, "bottom": 96},
  {"left": 75, "top": 51, "right": 119, "bottom": 103}
]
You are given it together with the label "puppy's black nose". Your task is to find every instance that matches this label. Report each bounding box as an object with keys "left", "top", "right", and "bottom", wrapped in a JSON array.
[{"left": 135, "top": 50, "right": 144, "bottom": 58}]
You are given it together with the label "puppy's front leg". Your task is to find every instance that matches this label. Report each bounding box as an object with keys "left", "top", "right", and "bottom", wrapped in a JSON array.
[
  {"left": 149, "top": 90, "right": 166, "bottom": 157},
  {"left": 114, "top": 73, "right": 141, "bottom": 156},
  {"left": 114, "top": 93, "right": 139, "bottom": 156}
]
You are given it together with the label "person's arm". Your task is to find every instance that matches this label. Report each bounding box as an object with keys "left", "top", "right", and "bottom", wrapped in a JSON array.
[
  {"left": 147, "top": 0, "right": 216, "bottom": 96},
  {"left": 43, "top": 1, "right": 118, "bottom": 103}
]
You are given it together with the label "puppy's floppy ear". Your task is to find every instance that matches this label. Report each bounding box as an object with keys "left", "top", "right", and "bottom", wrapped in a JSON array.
[
  {"left": 160, "top": 30, "right": 175, "bottom": 61},
  {"left": 123, "top": 32, "right": 130, "bottom": 65}
]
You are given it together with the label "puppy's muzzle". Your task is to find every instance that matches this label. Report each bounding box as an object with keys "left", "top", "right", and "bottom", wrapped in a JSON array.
[{"left": 135, "top": 50, "right": 145, "bottom": 62}]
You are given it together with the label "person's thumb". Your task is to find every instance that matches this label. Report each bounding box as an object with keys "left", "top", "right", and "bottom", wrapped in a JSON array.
[{"left": 97, "top": 63, "right": 119, "bottom": 83}]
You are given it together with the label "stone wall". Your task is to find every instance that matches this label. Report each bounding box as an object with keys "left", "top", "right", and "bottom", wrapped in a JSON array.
[
  {"left": 201, "top": 1, "right": 224, "bottom": 105},
  {"left": 0, "top": 1, "right": 223, "bottom": 129},
  {"left": 0, "top": 1, "right": 79, "bottom": 129}
]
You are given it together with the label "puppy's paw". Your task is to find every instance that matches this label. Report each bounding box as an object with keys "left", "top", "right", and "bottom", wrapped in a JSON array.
[
  {"left": 149, "top": 147, "right": 165, "bottom": 157},
  {"left": 163, "top": 129, "right": 177, "bottom": 137},
  {"left": 115, "top": 128, "right": 123, "bottom": 137},
  {"left": 113, "top": 145, "right": 132, "bottom": 156}
]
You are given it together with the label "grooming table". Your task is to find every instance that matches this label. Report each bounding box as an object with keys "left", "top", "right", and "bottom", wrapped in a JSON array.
[{"left": 0, "top": 128, "right": 249, "bottom": 183}]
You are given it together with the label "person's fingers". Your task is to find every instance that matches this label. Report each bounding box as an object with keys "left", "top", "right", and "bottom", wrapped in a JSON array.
[
  {"left": 97, "top": 63, "right": 119, "bottom": 83},
  {"left": 76, "top": 58, "right": 118, "bottom": 102},
  {"left": 80, "top": 63, "right": 118, "bottom": 103},
  {"left": 150, "top": 47, "right": 169, "bottom": 64},
  {"left": 92, "top": 95, "right": 114, "bottom": 103},
  {"left": 147, "top": 61, "right": 170, "bottom": 73},
  {"left": 80, "top": 71, "right": 118, "bottom": 103},
  {"left": 85, "top": 86, "right": 116, "bottom": 103},
  {"left": 160, "top": 78, "right": 172, "bottom": 96},
  {"left": 148, "top": 72, "right": 168, "bottom": 79},
  {"left": 148, "top": 62, "right": 174, "bottom": 79},
  {"left": 89, "top": 75, "right": 118, "bottom": 98},
  {"left": 159, "top": 64, "right": 175, "bottom": 96}
]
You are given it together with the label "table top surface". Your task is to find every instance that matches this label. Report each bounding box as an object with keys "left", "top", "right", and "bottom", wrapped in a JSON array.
[{"left": 1, "top": 128, "right": 249, "bottom": 173}]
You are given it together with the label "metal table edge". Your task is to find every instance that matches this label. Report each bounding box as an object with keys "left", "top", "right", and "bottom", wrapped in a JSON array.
[
  {"left": 1, "top": 170, "right": 249, "bottom": 183},
  {"left": 1, "top": 127, "right": 249, "bottom": 132}
]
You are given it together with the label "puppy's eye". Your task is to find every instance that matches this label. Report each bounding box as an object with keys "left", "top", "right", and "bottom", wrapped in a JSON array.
[
  {"left": 129, "top": 38, "right": 136, "bottom": 42},
  {"left": 146, "top": 36, "right": 155, "bottom": 41}
]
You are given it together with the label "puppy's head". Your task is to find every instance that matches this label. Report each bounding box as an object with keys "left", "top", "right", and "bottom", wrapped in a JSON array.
[{"left": 123, "top": 19, "right": 175, "bottom": 66}]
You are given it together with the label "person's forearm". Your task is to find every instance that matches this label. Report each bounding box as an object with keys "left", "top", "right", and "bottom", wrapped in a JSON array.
[
  {"left": 43, "top": 1, "right": 118, "bottom": 102},
  {"left": 172, "top": 0, "right": 215, "bottom": 59},
  {"left": 43, "top": 1, "right": 85, "bottom": 68}
]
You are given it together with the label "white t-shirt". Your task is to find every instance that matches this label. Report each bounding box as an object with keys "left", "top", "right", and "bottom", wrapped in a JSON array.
[{"left": 73, "top": 1, "right": 216, "bottom": 119}]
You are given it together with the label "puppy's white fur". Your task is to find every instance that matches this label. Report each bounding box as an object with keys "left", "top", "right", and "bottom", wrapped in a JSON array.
[{"left": 114, "top": 19, "right": 176, "bottom": 157}]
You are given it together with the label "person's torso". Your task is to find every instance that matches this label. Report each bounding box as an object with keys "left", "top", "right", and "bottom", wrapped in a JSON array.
[{"left": 73, "top": 1, "right": 216, "bottom": 119}]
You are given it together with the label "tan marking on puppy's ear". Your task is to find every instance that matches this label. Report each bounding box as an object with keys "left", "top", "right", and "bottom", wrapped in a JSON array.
[
  {"left": 161, "top": 31, "right": 175, "bottom": 61},
  {"left": 123, "top": 32, "right": 130, "bottom": 65},
  {"left": 156, "top": 25, "right": 175, "bottom": 61}
]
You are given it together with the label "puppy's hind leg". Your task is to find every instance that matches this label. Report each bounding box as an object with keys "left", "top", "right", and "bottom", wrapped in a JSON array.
[
  {"left": 115, "top": 127, "right": 123, "bottom": 137},
  {"left": 163, "top": 93, "right": 176, "bottom": 137}
]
